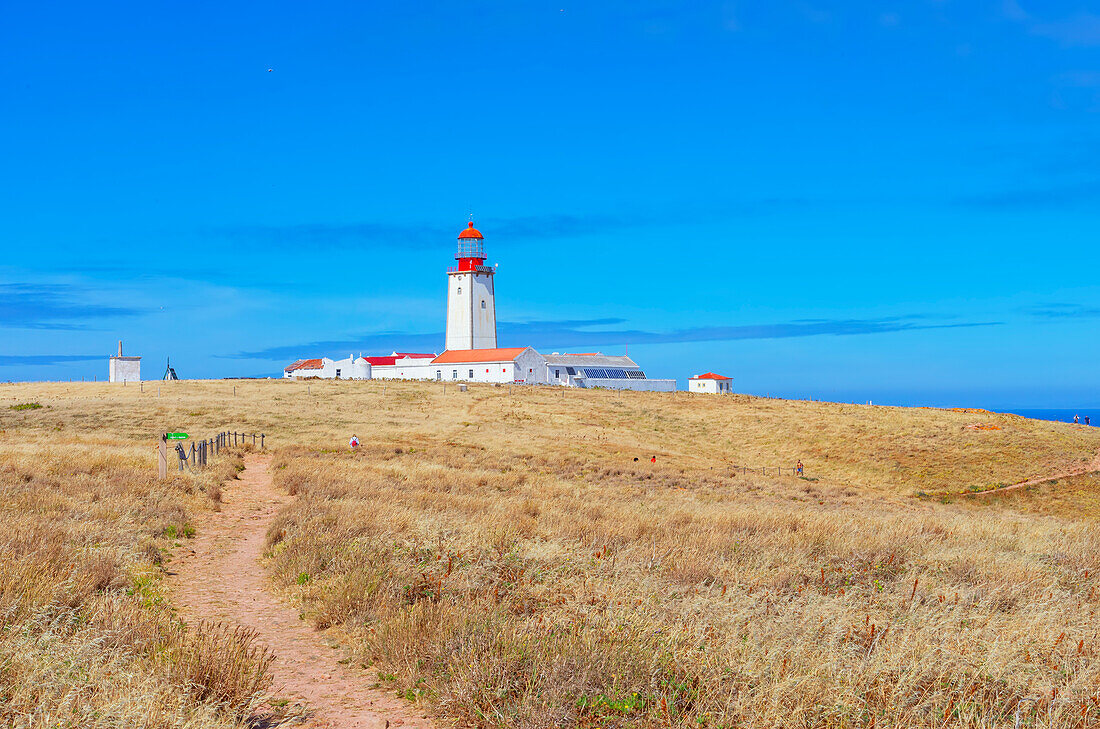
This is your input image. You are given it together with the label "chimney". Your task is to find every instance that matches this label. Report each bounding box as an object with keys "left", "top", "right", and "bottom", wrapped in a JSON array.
[{"left": 118, "top": 340, "right": 123, "bottom": 357}]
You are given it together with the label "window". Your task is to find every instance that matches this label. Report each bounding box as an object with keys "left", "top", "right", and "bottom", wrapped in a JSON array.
[
  {"left": 555, "top": 369, "right": 560, "bottom": 378},
  {"left": 452, "top": 370, "right": 458, "bottom": 379},
  {"left": 335, "top": 369, "right": 341, "bottom": 378},
  {"left": 436, "top": 370, "right": 441, "bottom": 380},
  {"left": 481, "top": 300, "right": 486, "bottom": 309},
  {"left": 469, "top": 369, "right": 474, "bottom": 378},
  {"left": 457, "top": 287, "right": 462, "bottom": 294}
]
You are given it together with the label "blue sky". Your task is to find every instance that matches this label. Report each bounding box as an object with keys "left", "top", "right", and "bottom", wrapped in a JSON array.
[{"left": 1, "top": 1, "right": 1098, "bottom": 407}]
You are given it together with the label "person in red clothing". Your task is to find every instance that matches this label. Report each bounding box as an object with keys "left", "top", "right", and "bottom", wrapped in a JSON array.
[
  {"left": 650, "top": 455, "right": 656, "bottom": 463},
  {"left": 349, "top": 434, "right": 360, "bottom": 450}
]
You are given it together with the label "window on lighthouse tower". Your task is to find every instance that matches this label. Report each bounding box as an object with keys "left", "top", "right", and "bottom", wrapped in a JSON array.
[{"left": 481, "top": 300, "right": 486, "bottom": 309}]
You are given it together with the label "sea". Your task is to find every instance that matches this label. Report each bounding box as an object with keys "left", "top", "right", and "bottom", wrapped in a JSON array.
[{"left": 1002, "top": 408, "right": 1096, "bottom": 426}]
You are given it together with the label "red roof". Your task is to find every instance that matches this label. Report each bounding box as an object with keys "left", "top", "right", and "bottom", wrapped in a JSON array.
[
  {"left": 458, "top": 221, "right": 484, "bottom": 240},
  {"left": 432, "top": 347, "right": 529, "bottom": 364},
  {"left": 362, "top": 353, "right": 436, "bottom": 366},
  {"left": 285, "top": 358, "right": 323, "bottom": 372},
  {"left": 690, "top": 372, "right": 732, "bottom": 381}
]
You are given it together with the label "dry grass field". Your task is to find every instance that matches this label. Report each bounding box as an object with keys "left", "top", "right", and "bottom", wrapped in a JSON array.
[{"left": 2, "top": 379, "right": 1099, "bottom": 727}]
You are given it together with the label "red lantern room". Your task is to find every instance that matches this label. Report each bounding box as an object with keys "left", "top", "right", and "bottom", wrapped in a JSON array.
[{"left": 455, "top": 222, "right": 487, "bottom": 272}]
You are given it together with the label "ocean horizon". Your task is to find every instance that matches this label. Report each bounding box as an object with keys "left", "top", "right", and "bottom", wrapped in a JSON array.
[{"left": 1002, "top": 408, "right": 1096, "bottom": 425}]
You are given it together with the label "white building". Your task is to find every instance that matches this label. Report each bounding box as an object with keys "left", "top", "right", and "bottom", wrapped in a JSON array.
[
  {"left": 542, "top": 353, "right": 676, "bottom": 391},
  {"left": 109, "top": 341, "right": 141, "bottom": 383},
  {"left": 688, "top": 372, "right": 733, "bottom": 394},
  {"left": 430, "top": 347, "right": 547, "bottom": 384},
  {"left": 368, "top": 353, "right": 437, "bottom": 380},
  {"left": 284, "top": 356, "right": 370, "bottom": 379},
  {"left": 446, "top": 222, "right": 498, "bottom": 351}
]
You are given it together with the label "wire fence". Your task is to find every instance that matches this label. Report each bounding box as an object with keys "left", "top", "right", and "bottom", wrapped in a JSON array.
[
  {"left": 175, "top": 430, "right": 265, "bottom": 472},
  {"left": 732, "top": 465, "right": 808, "bottom": 478}
]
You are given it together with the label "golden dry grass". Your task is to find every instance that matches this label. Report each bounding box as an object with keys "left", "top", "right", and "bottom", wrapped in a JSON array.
[
  {"left": 2, "top": 379, "right": 1099, "bottom": 727},
  {"left": 0, "top": 423, "right": 271, "bottom": 727}
]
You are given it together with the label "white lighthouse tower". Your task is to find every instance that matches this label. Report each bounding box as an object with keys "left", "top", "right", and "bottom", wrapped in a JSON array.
[{"left": 445, "top": 221, "right": 497, "bottom": 351}]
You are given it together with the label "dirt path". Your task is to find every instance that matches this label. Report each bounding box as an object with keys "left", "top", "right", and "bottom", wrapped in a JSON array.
[
  {"left": 168, "top": 454, "right": 435, "bottom": 729},
  {"left": 964, "top": 449, "right": 1100, "bottom": 497}
]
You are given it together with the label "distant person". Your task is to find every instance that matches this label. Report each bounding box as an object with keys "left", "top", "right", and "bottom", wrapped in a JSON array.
[
  {"left": 1074, "top": 414, "right": 1080, "bottom": 424},
  {"left": 796, "top": 460, "right": 804, "bottom": 476},
  {"left": 349, "top": 434, "right": 360, "bottom": 450},
  {"left": 1086, "top": 416, "right": 1091, "bottom": 426},
  {"left": 651, "top": 455, "right": 656, "bottom": 463}
]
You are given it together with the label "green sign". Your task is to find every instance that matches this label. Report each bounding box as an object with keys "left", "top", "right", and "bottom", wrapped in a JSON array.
[{"left": 165, "top": 432, "right": 189, "bottom": 440}]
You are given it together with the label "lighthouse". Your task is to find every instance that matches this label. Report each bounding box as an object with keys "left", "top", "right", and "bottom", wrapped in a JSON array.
[{"left": 445, "top": 221, "right": 498, "bottom": 351}]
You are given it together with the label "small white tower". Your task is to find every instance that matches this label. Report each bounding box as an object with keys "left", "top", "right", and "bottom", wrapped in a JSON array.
[
  {"left": 445, "top": 222, "right": 497, "bottom": 351},
  {"left": 108, "top": 340, "right": 141, "bottom": 383}
]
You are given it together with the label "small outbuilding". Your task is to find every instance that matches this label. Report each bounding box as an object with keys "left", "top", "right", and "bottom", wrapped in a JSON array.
[
  {"left": 284, "top": 358, "right": 325, "bottom": 378},
  {"left": 689, "top": 372, "right": 732, "bottom": 394},
  {"left": 109, "top": 341, "right": 141, "bottom": 383}
]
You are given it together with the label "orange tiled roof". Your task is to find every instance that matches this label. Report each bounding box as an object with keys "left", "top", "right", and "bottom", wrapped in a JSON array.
[
  {"left": 691, "top": 372, "right": 731, "bottom": 380},
  {"left": 432, "top": 348, "right": 529, "bottom": 364},
  {"left": 285, "top": 358, "right": 324, "bottom": 372}
]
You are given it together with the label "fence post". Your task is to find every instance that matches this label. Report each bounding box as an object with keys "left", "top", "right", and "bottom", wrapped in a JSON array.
[
  {"left": 234, "top": 432, "right": 237, "bottom": 446},
  {"left": 158, "top": 435, "right": 167, "bottom": 479},
  {"left": 261, "top": 433, "right": 265, "bottom": 449},
  {"left": 252, "top": 433, "right": 256, "bottom": 446}
]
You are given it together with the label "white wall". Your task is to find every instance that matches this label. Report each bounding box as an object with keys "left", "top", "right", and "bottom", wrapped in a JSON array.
[
  {"left": 109, "top": 357, "right": 141, "bottom": 383},
  {"left": 286, "top": 366, "right": 324, "bottom": 379},
  {"left": 446, "top": 272, "right": 472, "bottom": 350},
  {"left": 470, "top": 272, "right": 496, "bottom": 349},
  {"left": 327, "top": 356, "right": 371, "bottom": 379},
  {"left": 514, "top": 348, "right": 547, "bottom": 384},
  {"left": 372, "top": 358, "right": 436, "bottom": 380},
  {"left": 584, "top": 377, "right": 677, "bottom": 392},
  {"left": 689, "top": 379, "right": 730, "bottom": 393},
  {"left": 431, "top": 349, "right": 547, "bottom": 384},
  {"left": 445, "top": 270, "right": 497, "bottom": 350}
]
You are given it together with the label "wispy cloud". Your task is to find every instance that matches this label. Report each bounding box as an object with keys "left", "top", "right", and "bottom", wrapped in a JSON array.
[
  {"left": 215, "top": 201, "right": 816, "bottom": 251},
  {"left": 1054, "top": 71, "right": 1100, "bottom": 88},
  {"left": 1026, "top": 303, "right": 1100, "bottom": 318},
  {"left": 225, "top": 315, "right": 999, "bottom": 362},
  {"left": 796, "top": 2, "right": 832, "bottom": 25},
  {"left": 218, "top": 215, "right": 652, "bottom": 249},
  {"left": 954, "top": 179, "right": 1100, "bottom": 208},
  {"left": 1002, "top": 0, "right": 1029, "bottom": 22},
  {"left": 1031, "top": 12, "right": 1100, "bottom": 47},
  {"left": 0, "top": 284, "right": 142, "bottom": 330},
  {"left": 1003, "top": 3, "right": 1100, "bottom": 47},
  {"left": 0, "top": 354, "right": 103, "bottom": 366}
]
